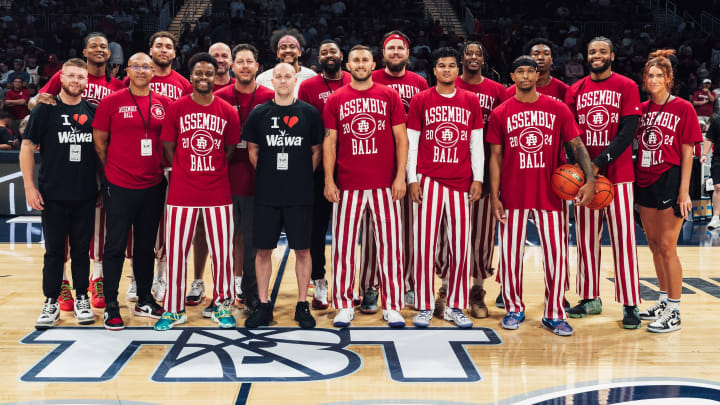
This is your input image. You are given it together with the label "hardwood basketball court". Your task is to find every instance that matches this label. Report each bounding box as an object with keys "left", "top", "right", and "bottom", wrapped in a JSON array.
[{"left": 2, "top": 219, "right": 720, "bottom": 404}]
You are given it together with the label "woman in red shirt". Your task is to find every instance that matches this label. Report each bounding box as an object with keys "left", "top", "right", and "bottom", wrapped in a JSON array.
[{"left": 634, "top": 49, "right": 702, "bottom": 333}]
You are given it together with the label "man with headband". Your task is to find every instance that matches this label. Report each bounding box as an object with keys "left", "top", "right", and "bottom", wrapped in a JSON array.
[
  {"left": 256, "top": 28, "right": 316, "bottom": 96},
  {"left": 486, "top": 56, "right": 595, "bottom": 336},
  {"left": 358, "top": 30, "right": 429, "bottom": 314}
]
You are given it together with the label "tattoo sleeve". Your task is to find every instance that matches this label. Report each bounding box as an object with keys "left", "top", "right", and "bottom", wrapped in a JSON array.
[{"left": 568, "top": 137, "right": 594, "bottom": 180}]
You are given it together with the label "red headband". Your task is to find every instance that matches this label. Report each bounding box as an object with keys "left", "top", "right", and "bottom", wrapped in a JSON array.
[
  {"left": 383, "top": 34, "right": 408, "bottom": 49},
  {"left": 278, "top": 35, "right": 301, "bottom": 50}
]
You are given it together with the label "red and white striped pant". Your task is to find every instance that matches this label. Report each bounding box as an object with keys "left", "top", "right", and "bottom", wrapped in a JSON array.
[
  {"left": 413, "top": 176, "right": 470, "bottom": 311},
  {"left": 574, "top": 182, "right": 640, "bottom": 305},
  {"left": 469, "top": 195, "right": 496, "bottom": 281},
  {"left": 332, "top": 188, "right": 404, "bottom": 310},
  {"left": 358, "top": 193, "right": 414, "bottom": 294},
  {"left": 164, "top": 204, "right": 234, "bottom": 313},
  {"left": 498, "top": 208, "right": 568, "bottom": 319}
]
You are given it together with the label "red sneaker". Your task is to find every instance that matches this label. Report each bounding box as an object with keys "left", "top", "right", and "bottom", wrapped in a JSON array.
[
  {"left": 58, "top": 280, "right": 74, "bottom": 311},
  {"left": 90, "top": 277, "right": 106, "bottom": 308}
]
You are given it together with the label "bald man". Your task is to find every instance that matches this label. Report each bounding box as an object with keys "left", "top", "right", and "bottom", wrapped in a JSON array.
[{"left": 209, "top": 42, "right": 235, "bottom": 91}]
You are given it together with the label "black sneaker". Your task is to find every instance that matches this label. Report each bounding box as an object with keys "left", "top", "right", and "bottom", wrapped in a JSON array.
[
  {"left": 495, "top": 292, "right": 504, "bottom": 308},
  {"left": 245, "top": 302, "right": 273, "bottom": 328},
  {"left": 360, "top": 289, "right": 379, "bottom": 314},
  {"left": 202, "top": 303, "right": 215, "bottom": 318},
  {"left": 622, "top": 305, "right": 642, "bottom": 329},
  {"left": 567, "top": 298, "right": 603, "bottom": 318},
  {"left": 134, "top": 299, "right": 164, "bottom": 319},
  {"left": 294, "top": 301, "right": 316, "bottom": 329},
  {"left": 244, "top": 294, "right": 260, "bottom": 314},
  {"left": 563, "top": 298, "right": 571, "bottom": 311},
  {"left": 104, "top": 301, "right": 124, "bottom": 331}
]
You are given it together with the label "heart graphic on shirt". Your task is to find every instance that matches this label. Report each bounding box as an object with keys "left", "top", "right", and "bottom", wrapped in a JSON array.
[
  {"left": 73, "top": 114, "right": 88, "bottom": 125},
  {"left": 283, "top": 116, "right": 299, "bottom": 128}
]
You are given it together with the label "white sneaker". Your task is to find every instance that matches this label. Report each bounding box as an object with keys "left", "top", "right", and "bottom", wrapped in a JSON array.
[
  {"left": 36, "top": 298, "right": 60, "bottom": 329},
  {"left": 152, "top": 277, "right": 166, "bottom": 302},
  {"left": 444, "top": 307, "right": 473, "bottom": 328},
  {"left": 383, "top": 309, "right": 406, "bottom": 328},
  {"left": 647, "top": 307, "right": 681, "bottom": 333},
  {"left": 333, "top": 308, "right": 354, "bottom": 327},
  {"left": 234, "top": 276, "right": 243, "bottom": 297},
  {"left": 74, "top": 294, "right": 95, "bottom": 325},
  {"left": 708, "top": 216, "right": 720, "bottom": 230},
  {"left": 413, "top": 309, "right": 433, "bottom": 328},
  {"left": 312, "top": 278, "right": 329, "bottom": 309},
  {"left": 185, "top": 279, "right": 205, "bottom": 305},
  {"left": 126, "top": 275, "right": 138, "bottom": 302}
]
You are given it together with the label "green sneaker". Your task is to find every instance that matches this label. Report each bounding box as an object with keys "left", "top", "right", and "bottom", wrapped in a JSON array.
[
  {"left": 567, "top": 297, "right": 602, "bottom": 318},
  {"left": 212, "top": 300, "right": 236, "bottom": 328},
  {"left": 622, "top": 305, "right": 642, "bottom": 329},
  {"left": 154, "top": 311, "right": 187, "bottom": 331}
]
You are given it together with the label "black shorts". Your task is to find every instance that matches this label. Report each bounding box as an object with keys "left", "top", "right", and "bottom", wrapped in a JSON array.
[
  {"left": 636, "top": 166, "right": 682, "bottom": 216},
  {"left": 253, "top": 204, "right": 313, "bottom": 250},
  {"left": 711, "top": 154, "right": 720, "bottom": 186}
]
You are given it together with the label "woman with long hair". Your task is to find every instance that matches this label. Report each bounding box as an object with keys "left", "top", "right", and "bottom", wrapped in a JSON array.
[{"left": 635, "top": 49, "right": 702, "bottom": 333}]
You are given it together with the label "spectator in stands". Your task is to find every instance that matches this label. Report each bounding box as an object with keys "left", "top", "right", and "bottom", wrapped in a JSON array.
[
  {"left": 231, "top": 0, "right": 245, "bottom": 19},
  {"left": 9, "top": 59, "right": 29, "bottom": 84},
  {"left": 40, "top": 54, "right": 62, "bottom": 85},
  {"left": 0, "top": 62, "right": 11, "bottom": 87},
  {"left": 564, "top": 52, "right": 584, "bottom": 84},
  {"left": 25, "top": 56, "right": 40, "bottom": 86},
  {"left": 5, "top": 76, "right": 30, "bottom": 120},
  {"left": 693, "top": 78, "right": 716, "bottom": 122},
  {"left": 0, "top": 111, "right": 16, "bottom": 150}
]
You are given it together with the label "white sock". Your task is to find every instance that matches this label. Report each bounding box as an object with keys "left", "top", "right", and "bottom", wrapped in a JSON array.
[
  {"left": 658, "top": 291, "right": 668, "bottom": 303},
  {"left": 62, "top": 263, "right": 68, "bottom": 281},
  {"left": 92, "top": 261, "right": 103, "bottom": 279},
  {"left": 667, "top": 298, "right": 680, "bottom": 311}
]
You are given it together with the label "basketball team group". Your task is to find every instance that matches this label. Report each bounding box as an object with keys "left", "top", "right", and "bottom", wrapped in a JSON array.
[{"left": 20, "top": 26, "right": 702, "bottom": 337}]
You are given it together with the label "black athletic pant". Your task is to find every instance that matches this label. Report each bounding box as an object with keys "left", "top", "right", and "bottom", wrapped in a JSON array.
[
  {"left": 102, "top": 179, "right": 166, "bottom": 305},
  {"left": 310, "top": 168, "right": 332, "bottom": 280},
  {"left": 41, "top": 198, "right": 95, "bottom": 299}
]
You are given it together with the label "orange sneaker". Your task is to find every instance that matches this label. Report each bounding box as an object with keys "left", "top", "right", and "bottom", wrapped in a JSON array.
[
  {"left": 90, "top": 277, "right": 105, "bottom": 308},
  {"left": 58, "top": 280, "right": 74, "bottom": 311}
]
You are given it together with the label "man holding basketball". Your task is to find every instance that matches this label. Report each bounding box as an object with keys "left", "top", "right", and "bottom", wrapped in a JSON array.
[
  {"left": 487, "top": 56, "right": 595, "bottom": 336},
  {"left": 564, "top": 37, "right": 642, "bottom": 329}
]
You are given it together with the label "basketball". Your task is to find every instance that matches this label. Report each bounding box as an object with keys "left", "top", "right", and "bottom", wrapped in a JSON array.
[
  {"left": 551, "top": 164, "right": 585, "bottom": 200},
  {"left": 587, "top": 175, "right": 615, "bottom": 210}
]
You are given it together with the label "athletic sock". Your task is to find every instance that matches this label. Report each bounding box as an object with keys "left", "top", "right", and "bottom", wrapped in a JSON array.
[
  {"left": 473, "top": 276, "right": 484, "bottom": 289},
  {"left": 62, "top": 263, "right": 68, "bottom": 281},
  {"left": 667, "top": 298, "right": 680, "bottom": 312},
  {"left": 658, "top": 291, "right": 668, "bottom": 303},
  {"left": 92, "top": 261, "right": 103, "bottom": 279}
]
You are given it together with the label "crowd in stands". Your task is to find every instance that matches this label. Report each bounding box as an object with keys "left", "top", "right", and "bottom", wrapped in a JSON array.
[{"left": 1, "top": 0, "right": 720, "bottom": 148}]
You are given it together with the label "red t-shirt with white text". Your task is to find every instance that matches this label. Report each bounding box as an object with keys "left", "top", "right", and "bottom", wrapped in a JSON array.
[
  {"left": 506, "top": 77, "right": 568, "bottom": 102},
  {"left": 371, "top": 69, "right": 428, "bottom": 112},
  {"left": 323, "top": 83, "right": 406, "bottom": 190},
  {"left": 41, "top": 71, "right": 124, "bottom": 104},
  {"left": 93, "top": 89, "right": 171, "bottom": 189},
  {"left": 692, "top": 89, "right": 714, "bottom": 117},
  {"left": 407, "top": 87, "right": 484, "bottom": 191},
  {"left": 124, "top": 70, "right": 192, "bottom": 101},
  {"left": 160, "top": 95, "right": 241, "bottom": 206},
  {"left": 214, "top": 84, "right": 275, "bottom": 196},
  {"left": 635, "top": 97, "right": 703, "bottom": 187},
  {"left": 299, "top": 71, "right": 352, "bottom": 114},
  {"left": 486, "top": 95, "right": 582, "bottom": 211},
  {"left": 565, "top": 73, "right": 641, "bottom": 183},
  {"left": 455, "top": 76, "right": 508, "bottom": 125}
]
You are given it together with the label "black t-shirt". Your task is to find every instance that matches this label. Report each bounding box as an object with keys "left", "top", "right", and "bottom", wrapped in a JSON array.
[
  {"left": 242, "top": 99, "right": 323, "bottom": 206},
  {"left": 707, "top": 116, "right": 720, "bottom": 148},
  {"left": 0, "top": 126, "right": 13, "bottom": 145},
  {"left": 23, "top": 97, "right": 98, "bottom": 201}
]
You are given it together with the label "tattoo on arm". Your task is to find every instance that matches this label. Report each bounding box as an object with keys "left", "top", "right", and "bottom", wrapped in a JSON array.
[
  {"left": 324, "top": 128, "right": 332, "bottom": 138},
  {"left": 569, "top": 137, "right": 594, "bottom": 179}
]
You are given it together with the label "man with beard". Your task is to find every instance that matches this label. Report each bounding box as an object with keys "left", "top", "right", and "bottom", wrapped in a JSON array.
[
  {"left": 323, "top": 45, "right": 408, "bottom": 328},
  {"left": 507, "top": 38, "right": 568, "bottom": 101},
  {"left": 564, "top": 37, "right": 642, "bottom": 329},
  {"left": 30, "top": 32, "right": 125, "bottom": 312},
  {"left": 199, "top": 44, "right": 275, "bottom": 318},
  {"left": 487, "top": 56, "right": 595, "bottom": 337},
  {"left": 20, "top": 58, "right": 97, "bottom": 329},
  {"left": 209, "top": 42, "right": 235, "bottom": 91},
  {"left": 407, "top": 47, "right": 484, "bottom": 329},
  {"left": 435, "top": 41, "right": 508, "bottom": 320},
  {"left": 298, "top": 39, "right": 351, "bottom": 310},
  {"left": 154, "top": 53, "right": 241, "bottom": 331},
  {"left": 92, "top": 53, "right": 172, "bottom": 330},
  {"left": 359, "top": 30, "right": 428, "bottom": 313},
  {"left": 256, "top": 28, "right": 316, "bottom": 96}
]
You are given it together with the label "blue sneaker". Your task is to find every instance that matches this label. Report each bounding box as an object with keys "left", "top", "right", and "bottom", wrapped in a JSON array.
[
  {"left": 542, "top": 317, "right": 574, "bottom": 336},
  {"left": 413, "top": 310, "right": 433, "bottom": 328},
  {"left": 501, "top": 311, "right": 525, "bottom": 330},
  {"left": 212, "top": 300, "right": 236, "bottom": 328},
  {"left": 154, "top": 311, "right": 187, "bottom": 331}
]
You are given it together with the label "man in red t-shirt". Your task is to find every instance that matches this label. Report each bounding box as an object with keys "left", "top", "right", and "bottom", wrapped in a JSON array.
[
  {"left": 209, "top": 42, "right": 235, "bottom": 91},
  {"left": 692, "top": 78, "right": 715, "bottom": 119},
  {"left": 4, "top": 76, "right": 30, "bottom": 120},
  {"left": 323, "top": 45, "right": 408, "bottom": 328},
  {"left": 93, "top": 53, "right": 172, "bottom": 330},
  {"left": 30, "top": 32, "right": 125, "bottom": 311},
  {"left": 298, "top": 39, "right": 351, "bottom": 310},
  {"left": 196, "top": 44, "right": 274, "bottom": 317},
  {"left": 154, "top": 53, "right": 241, "bottom": 331},
  {"left": 407, "top": 47, "right": 484, "bottom": 329},
  {"left": 564, "top": 37, "right": 642, "bottom": 328},
  {"left": 487, "top": 56, "right": 595, "bottom": 337},
  {"left": 506, "top": 38, "right": 569, "bottom": 101},
  {"left": 359, "top": 31, "right": 429, "bottom": 312}
]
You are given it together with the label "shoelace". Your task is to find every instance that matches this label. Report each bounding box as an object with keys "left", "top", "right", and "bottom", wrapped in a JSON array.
[
  {"left": 59, "top": 284, "right": 73, "bottom": 301},
  {"left": 93, "top": 280, "right": 104, "bottom": 298},
  {"left": 655, "top": 309, "right": 675, "bottom": 324},
  {"left": 76, "top": 297, "right": 91, "bottom": 311},
  {"left": 42, "top": 301, "right": 56, "bottom": 315}
]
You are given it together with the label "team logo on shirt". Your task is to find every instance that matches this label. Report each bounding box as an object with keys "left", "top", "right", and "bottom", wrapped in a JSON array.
[
  {"left": 585, "top": 106, "right": 609, "bottom": 131},
  {"left": 190, "top": 130, "right": 215, "bottom": 156},
  {"left": 151, "top": 104, "right": 166, "bottom": 120},
  {"left": 434, "top": 123, "right": 460, "bottom": 148},
  {"left": 641, "top": 126, "right": 664, "bottom": 151},
  {"left": 516, "top": 127, "right": 546, "bottom": 169},
  {"left": 350, "top": 113, "right": 376, "bottom": 139}
]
